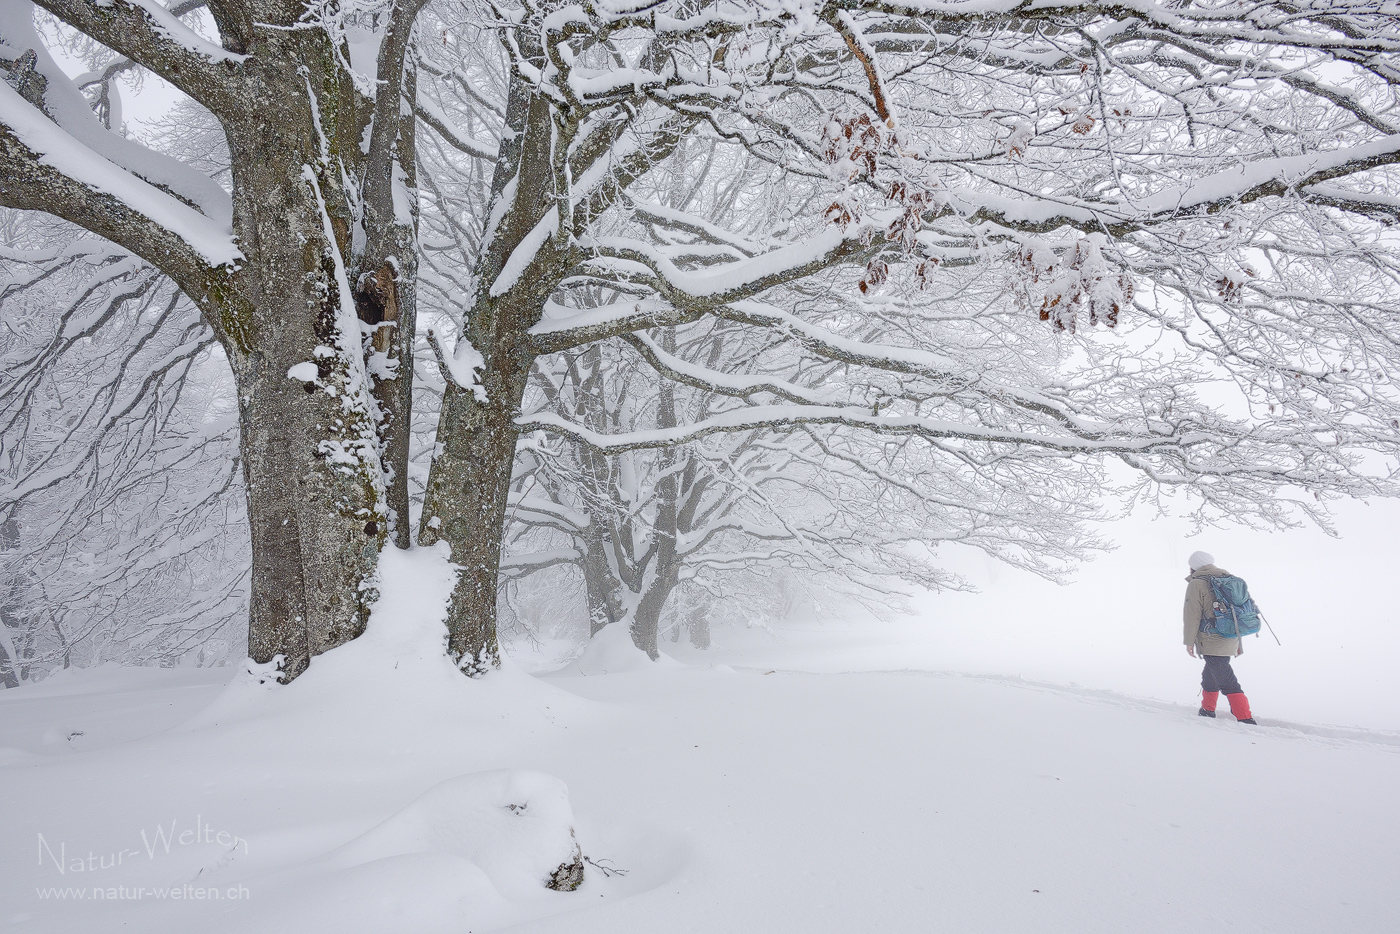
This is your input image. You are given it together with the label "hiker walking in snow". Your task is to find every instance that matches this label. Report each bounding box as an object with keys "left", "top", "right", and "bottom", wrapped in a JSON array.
[{"left": 1184, "top": 551, "right": 1257, "bottom": 724}]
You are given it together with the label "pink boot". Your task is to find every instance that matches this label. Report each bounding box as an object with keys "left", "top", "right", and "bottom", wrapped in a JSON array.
[
  {"left": 1199, "top": 691, "right": 1219, "bottom": 718},
  {"left": 1226, "top": 692, "right": 1256, "bottom": 724}
]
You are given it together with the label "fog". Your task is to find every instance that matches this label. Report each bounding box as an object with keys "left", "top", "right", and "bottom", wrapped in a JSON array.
[{"left": 922, "top": 499, "right": 1400, "bottom": 732}]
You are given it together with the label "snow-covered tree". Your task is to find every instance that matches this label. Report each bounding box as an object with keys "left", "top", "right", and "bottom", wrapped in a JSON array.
[
  {"left": 419, "top": 0, "right": 1400, "bottom": 672},
  {"left": 506, "top": 290, "right": 1106, "bottom": 658},
  {"left": 0, "top": 214, "right": 243, "bottom": 683},
  {"left": 0, "top": 0, "right": 434, "bottom": 679},
  {"left": 4, "top": 0, "right": 1400, "bottom": 681}
]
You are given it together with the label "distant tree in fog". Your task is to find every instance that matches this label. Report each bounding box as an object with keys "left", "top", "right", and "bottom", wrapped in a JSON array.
[{"left": 0, "top": 217, "right": 242, "bottom": 683}]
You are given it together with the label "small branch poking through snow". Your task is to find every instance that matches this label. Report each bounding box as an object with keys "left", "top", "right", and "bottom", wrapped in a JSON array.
[
  {"left": 583, "top": 855, "right": 630, "bottom": 878},
  {"left": 244, "top": 654, "right": 286, "bottom": 685}
]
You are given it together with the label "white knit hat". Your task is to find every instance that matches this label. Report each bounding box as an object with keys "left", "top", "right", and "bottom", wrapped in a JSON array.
[{"left": 1188, "top": 550, "right": 1214, "bottom": 571}]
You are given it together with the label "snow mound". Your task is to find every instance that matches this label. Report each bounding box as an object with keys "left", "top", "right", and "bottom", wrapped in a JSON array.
[
  {"left": 565, "top": 622, "right": 683, "bottom": 675},
  {"left": 336, "top": 540, "right": 462, "bottom": 669},
  {"left": 186, "top": 543, "right": 581, "bottom": 727},
  {"left": 155, "top": 546, "right": 593, "bottom": 933},
  {"left": 331, "top": 770, "right": 583, "bottom": 897}
]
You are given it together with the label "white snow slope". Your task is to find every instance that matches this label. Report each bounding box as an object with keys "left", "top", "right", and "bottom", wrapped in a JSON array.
[{"left": 2, "top": 547, "right": 1397, "bottom": 933}]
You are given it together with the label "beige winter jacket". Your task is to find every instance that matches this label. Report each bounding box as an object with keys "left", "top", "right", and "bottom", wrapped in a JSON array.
[{"left": 1183, "top": 565, "right": 1243, "bottom": 657}]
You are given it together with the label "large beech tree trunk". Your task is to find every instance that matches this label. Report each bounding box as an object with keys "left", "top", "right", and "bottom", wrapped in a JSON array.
[
  {"left": 0, "top": 0, "right": 425, "bottom": 681},
  {"left": 231, "top": 312, "right": 384, "bottom": 678},
  {"left": 216, "top": 28, "right": 389, "bottom": 680}
]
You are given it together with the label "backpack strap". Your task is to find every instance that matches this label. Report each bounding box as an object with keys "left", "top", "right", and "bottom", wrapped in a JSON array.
[{"left": 1195, "top": 573, "right": 1218, "bottom": 634}]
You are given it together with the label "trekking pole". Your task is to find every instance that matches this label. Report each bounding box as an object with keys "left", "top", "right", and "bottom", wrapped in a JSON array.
[{"left": 1260, "top": 612, "right": 1282, "bottom": 646}]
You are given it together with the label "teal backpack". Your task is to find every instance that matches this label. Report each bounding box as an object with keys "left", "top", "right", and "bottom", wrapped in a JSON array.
[{"left": 1200, "top": 575, "right": 1262, "bottom": 638}]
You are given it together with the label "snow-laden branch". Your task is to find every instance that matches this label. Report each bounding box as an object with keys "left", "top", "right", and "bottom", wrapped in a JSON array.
[
  {"left": 580, "top": 226, "right": 862, "bottom": 302},
  {"left": 0, "top": 81, "right": 236, "bottom": 284},
  {"left": 619, "top": 331, "right": 834, "bottom": 405},
  {"left": 951, "top": 135, "right": 1400, "bottom": 237},
  {"left": 517, "top": 403, "right": 1200, "bottom": 455},
  {"left": 415, "top": 97, "right": 499, "bottom": 161},
  {"left": 499, "top": 547, "right": 583, "bottom": 578},
  {"left": 26, "top": 0, "right": 245, "bottom": 115}
]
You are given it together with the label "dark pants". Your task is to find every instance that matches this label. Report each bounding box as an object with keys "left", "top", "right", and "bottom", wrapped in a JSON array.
[{"left": 1201, "top": 655, "right": 1243, "bottom": 694}]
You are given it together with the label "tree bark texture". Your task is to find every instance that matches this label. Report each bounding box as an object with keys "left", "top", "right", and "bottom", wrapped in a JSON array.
[
  {"left": 419, "top": 372, "right": 529, "bottom": 672},
  {"left": 419, "top": 80, "right": 566, "bottom": 672},
  {"left": 217, "top": 26, "right": 388, "bottom": 680}
]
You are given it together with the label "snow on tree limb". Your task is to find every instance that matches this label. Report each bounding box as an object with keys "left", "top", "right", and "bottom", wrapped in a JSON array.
[
  {"left": 0, "top": 83, "right": 234, "bottom": 282},
  {"left": 415, "top": 96, "right": 500, "bottom": 161},
  {"left": 517, "top": 403, "right": 1202, "bottom": 455},
  {"left": 26, "top": 0, "right": 245, "bottom": 114},
  {"left": 949, "top": 135, "right": 1400, "bottom": 236},
  {"left": 620, "top": 331, "right": 833, "bottom": 405}
]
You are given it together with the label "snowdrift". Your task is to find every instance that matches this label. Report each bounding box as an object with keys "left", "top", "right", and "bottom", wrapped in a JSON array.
[
  {"left": 2, "top": 554, "right": 1397, "bottom": 934},
  {"left": 330, "top": 770, "right": 583, "bottom": 896},
  {"left": 2, "top": 545, "right": 605, "bottom": 933}
]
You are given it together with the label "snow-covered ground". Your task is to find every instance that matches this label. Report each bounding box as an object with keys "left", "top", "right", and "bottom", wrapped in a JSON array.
[{"left": 3, "top": 547, "right": 1398, "bottom": 933}]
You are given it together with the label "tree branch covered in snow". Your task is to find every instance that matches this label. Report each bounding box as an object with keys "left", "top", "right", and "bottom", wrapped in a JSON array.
[
  {"left": 0, "top": 214, "right": 244, "bottom": 683},
  {"left": 468, "top": 0, "right": 1400, "bottom": 531}
]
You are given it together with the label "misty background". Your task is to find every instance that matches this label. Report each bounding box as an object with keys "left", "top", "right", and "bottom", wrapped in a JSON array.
[{"left": 828, "top": 497, "right": 1400, "bottom": 732}]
